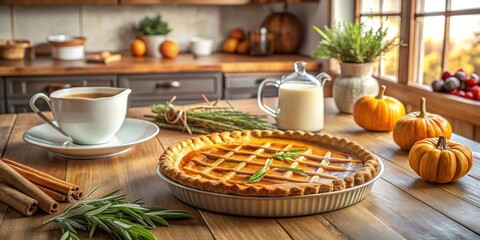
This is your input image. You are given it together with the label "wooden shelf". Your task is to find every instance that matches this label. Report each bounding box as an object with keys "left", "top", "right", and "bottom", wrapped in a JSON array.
[
  {"left": 0, "top": 0, "right": 317, "bottom": 5},
  {"left": 0, "top": 0, "right": 117, "bottom": 4}
]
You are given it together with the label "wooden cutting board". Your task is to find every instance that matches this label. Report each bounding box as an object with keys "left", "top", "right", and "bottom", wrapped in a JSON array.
[{"left": 86, "top": 52, "right": 122, "bottom": 64}]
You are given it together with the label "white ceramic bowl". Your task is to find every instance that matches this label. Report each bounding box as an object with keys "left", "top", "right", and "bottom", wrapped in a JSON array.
[
  {"left": 189, "top": 37, "right": 214, "bottom": 56},
  {"left": 47, "top": 35, "right": 86, "bottom": 61}
]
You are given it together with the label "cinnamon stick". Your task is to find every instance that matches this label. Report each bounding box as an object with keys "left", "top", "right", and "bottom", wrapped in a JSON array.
[
  {"left": 5, "top": 162, "right": 75, "bottom": 197},
  {"left": 0, "top": 181, "right": 38, "bottom": 216},
  {"left": 0, "top": 161, "right": 58, "bottom": 214},
  {"left": 36, "top": 185, "right": 73, "bottom": 202},
  {"left": 72, "top": 190, "right": 83, "bottom": 200},
  {"left": 2, "top": 158, "right": 80, "bottom": 191}
]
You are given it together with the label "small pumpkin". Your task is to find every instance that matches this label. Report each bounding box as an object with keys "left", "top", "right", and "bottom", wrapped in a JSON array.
[
  {"left": 353, "top": 85, "right": 406, "bottom": 131},
  {"left": 393, "top": 97, "right": 452, "bottom": 151},
  {"left": 408, "top": 136, "right": 473, "bottom": 183}
]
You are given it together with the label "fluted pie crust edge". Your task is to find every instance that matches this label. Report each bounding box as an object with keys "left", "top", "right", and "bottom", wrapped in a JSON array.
[{"left": 159, "top": 130, "right": 379, "bottom": 197}]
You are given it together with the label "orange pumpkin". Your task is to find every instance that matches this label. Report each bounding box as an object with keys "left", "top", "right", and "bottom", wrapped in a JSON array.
[
  {"left": 393, "top": 97, "right": 452, "bottom": 151},
  {"left": 408, "top": 136, "right": 472, "bottom": 183},
  {"left": 353, "top": 85, "right": 406, "bottom": 131}
]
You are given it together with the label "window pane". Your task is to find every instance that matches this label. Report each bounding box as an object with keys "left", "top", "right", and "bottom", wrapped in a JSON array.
[
  {"left": 380, "top": 16, "right": 400, "bottom": 81},
  {"left": 361, "top": 0, "right": 381, "bottom": 14},
  {"left": 451, "top": 0, "right": 480, "bottom": 11},
  {"left": 416, "top": 0, "right": 446, "bottom": 13},
  {"left": 382, "top": 0, "right": 401, "bottom": 13},
  {"left": 447, "top": 15, "right": 480, "bottom": 75},
  {"left": 414, "top": 16, "right": 445, "bottom": 86},
  {"left": 361, "top": 16, "right": 400, "bottom": 81}
]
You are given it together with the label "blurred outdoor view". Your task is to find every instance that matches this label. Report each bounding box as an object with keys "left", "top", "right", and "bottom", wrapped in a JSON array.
[{"left": 360, "top": 0, "right": 480, "bottom": 86}]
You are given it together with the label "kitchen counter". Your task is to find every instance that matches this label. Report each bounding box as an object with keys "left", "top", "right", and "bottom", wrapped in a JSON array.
[
  {"left": 0, "top": 98, "right": 479, "bottom": 239},
  {"left": 0, "top": 53, "right": 319, "bottom": 76}
]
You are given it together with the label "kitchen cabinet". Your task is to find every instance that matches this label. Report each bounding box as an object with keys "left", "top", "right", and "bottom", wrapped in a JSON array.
[
  {"left": 0, "top": 78, "right": 4, "bottom": 114},
  {"left": 5, "top": 75, "right": 116, "bottom": 113},
  {"left": 118, "top": 72, "right": 222, "bottom": 107},
  {"left": 224, "top": 72, "right": 282, "bottom": 99}
]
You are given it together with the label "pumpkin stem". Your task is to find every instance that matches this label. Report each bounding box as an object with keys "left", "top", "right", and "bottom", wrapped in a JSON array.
[
  {"left": 436, "top": 136, "right": 450, "bottom": 151},
  {"left": 376, "top": 85, "right": 386, "bottom": 99},
  {"left": 417, "top": 97, "right": 427, "bottom": 119}
]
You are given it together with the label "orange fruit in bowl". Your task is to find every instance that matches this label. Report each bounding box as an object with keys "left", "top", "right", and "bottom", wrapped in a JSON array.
[
  {"left": 131, "top": 39, "right": 146, "bottom": 57},
  {"left": 160, "top": 40, "right": 180, "bottom": 59},
  {"left": 237, "top": 40, "right": 250, "bottom": 54},
  {"left": 230, "top": 28, "right": 246, "bottom": 40},
  {"left": 223, "top": 38, "right": 239, "bottom": 53}
]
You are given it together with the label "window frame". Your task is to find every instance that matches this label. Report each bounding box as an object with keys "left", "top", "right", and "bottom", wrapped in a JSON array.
[{"left": 352, "top": 0, "right": 480, "bottom": 141}]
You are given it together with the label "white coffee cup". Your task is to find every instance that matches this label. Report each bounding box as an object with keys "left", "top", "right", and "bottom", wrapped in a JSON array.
[{"left": 29, "top": 87, "right": 131, "bottom": 145}]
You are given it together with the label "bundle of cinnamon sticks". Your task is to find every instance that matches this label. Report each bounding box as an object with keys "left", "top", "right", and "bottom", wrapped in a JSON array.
[{"left": 0, "top": 158, "right": 82, "bottom": 217}]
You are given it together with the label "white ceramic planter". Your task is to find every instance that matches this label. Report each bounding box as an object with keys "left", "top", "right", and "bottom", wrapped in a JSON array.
[
  {"left": 333, "top": 63, "right": 379, "bottom": 114},
  {"left": 140, "top": 35, "right": 165, "bottom": 58}
]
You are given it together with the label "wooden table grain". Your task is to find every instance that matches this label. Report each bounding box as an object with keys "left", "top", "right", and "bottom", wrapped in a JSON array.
[{"left": 0, "top": 98, "right": 478, "bottom": 240}]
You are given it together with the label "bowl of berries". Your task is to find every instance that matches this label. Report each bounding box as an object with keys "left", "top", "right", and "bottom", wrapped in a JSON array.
[{"left": 431, "top": 69, "right": 480, "bottom": 101}]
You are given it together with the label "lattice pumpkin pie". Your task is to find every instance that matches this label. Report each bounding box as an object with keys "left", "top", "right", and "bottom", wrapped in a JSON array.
[{"left": 159, "top": 130, "right": 379, "bottom": 196}]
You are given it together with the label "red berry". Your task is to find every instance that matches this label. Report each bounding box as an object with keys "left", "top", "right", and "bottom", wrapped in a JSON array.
[
  {"left": 466, "top": 77, "right": 479, "bottom": 86},
  {"left": 458, "top": 90, "right": 465, "bottom": 97},
  {"left": 476, "top": 92, "right": 480, "bottom": 101},
  {"left": 470, "top": 86, "right": 480, "bottom": 96},
  {"left": 464, "top": 92, "right": 474, "bottom": 99},
  {"left": 441, "top": 70, "right": 453, "bottom": 80},
  {"left": 450, "top": 90, "right": 462, "bottom": 96}
]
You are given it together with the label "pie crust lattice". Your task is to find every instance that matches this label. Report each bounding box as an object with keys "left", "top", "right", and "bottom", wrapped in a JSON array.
[{"left": 160, "top": 130, "right": 379, "bottom": 196}]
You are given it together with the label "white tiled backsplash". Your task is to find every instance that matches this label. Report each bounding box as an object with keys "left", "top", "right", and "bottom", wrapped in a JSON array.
[{"left": 0, "top": 3, "right": 328, "bottom": 55}]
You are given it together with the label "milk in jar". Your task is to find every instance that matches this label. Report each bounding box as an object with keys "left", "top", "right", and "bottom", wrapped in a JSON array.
[{"left": 277, "top": 83, "right": 324, "bottom": 131}]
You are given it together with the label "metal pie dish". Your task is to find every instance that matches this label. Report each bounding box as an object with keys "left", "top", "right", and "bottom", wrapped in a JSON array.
[
  {"left": 157, "top": 160, "right": 383, "bottom": 217},
  {"left": 157, "top": 130, "right": 383, "bottom": 217}
]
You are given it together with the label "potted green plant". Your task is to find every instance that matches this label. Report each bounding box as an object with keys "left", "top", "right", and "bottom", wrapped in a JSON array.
[
  {"left": 138, "top": 15, "right": 171, "bottom": 58},
  {"left": 312, "top": 20, "right": 403, "bottom": 113}
]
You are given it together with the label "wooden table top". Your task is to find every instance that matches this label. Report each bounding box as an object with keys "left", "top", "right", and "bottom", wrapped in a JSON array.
[
  {"left": 0, "top": 53, "right": 318, "bottom": 76},
  {"left": 0, "top": 97, "right": 479, "bottom": 239}
]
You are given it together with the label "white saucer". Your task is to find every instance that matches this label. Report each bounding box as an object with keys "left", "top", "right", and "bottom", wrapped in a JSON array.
[{"left": 23, "top": 118, "right": 159, "bottom": 159}]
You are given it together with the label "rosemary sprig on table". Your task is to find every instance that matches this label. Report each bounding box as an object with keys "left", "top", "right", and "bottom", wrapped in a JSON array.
[
  {"left": 273, "top": 149, "right": 304, "bottom": 162},
  {"left": 43, "top": 186, "right": 191, "bottom": 240},
  {"left": 248, "top": 158, "right": 273, "bottom": 183},
  {"left": 145, "top": 97, "right": 274, "bottom": 135}
]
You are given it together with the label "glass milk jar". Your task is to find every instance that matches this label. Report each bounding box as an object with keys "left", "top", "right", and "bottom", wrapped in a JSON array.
[{"left": 257, "top": 61, "right": 331, "bottom": 132}]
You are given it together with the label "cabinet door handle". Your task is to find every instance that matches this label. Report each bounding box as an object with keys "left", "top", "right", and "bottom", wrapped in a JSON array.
[{"left": 156, "top": 81, "right": 181, "bottom": 89}]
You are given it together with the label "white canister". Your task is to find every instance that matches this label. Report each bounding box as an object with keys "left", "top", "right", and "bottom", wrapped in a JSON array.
[
  {"left": 47, "top": 35, "right": 86, "bottom": 61},
  {"left": 51, "top": 45, "right": 85, "bottom": 61}
]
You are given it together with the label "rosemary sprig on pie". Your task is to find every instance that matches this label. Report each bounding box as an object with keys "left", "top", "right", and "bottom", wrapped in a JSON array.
[
  {"left": 248, "top": 158, "right": 273, "bottom": 183},
  {"left": 44, "top": 186, "right": 191, "bottom": 240},
  {"left": 276, "top": 166, "right": 305, "bottom": 173},
  {"left": 273, "top": 149, "right": 304, "bottom": 162}
]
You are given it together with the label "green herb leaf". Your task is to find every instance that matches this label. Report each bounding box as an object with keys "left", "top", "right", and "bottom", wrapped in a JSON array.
[
  {"left": 44, "top": 186, "right": 191, "bottom": 240},
  {"left": 273, "top": 149, "right": 304, "bottom": 162},
  {"left": 248, "top": 158, "right": 273, "bottom": 183},
  {"left": 277, "top": 166, "right": 305, "bottom": 173},
  {"left": 311, "top": 20, "right": 406, "bottom": 63}
]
